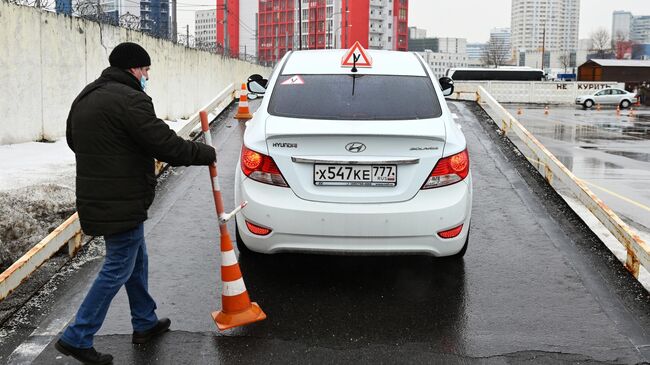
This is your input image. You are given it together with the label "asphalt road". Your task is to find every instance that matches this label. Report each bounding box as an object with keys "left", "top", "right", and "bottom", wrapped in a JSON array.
[
  {"left": 2, "top": 100, "right": 649, "bottom": 364},
  {"left": 504, "top": 104, "right": 650, "bottom": 239}
]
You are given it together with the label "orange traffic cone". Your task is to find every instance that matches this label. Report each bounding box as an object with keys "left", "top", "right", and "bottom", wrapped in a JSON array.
[
  {"left": 234, "top": 83, "right": 253, "bottom": 120},
  {"left": 544, "top": 106, "right": 549, "bottom": 115},
  {"left": 616, "top": 105, "right": 621, "bottom": 116},
  {"left": 212, "top": 232, "right": 266, "bottom": 330},
  {"left": 200, "top": 111, "right": 266, "bottom": 331}
]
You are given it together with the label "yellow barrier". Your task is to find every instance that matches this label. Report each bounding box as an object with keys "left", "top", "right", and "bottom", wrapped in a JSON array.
[{"left": 475, "top": 86, "right": 649, "bottom": 278}]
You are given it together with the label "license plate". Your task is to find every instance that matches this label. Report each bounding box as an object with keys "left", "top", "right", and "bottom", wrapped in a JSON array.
[{"left": 313, "top": 164, "right": 397, "bottom": 187}]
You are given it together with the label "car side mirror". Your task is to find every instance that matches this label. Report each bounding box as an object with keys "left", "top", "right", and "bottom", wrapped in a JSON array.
[
  {"left": 439, "top": 77, "right": 454, "bottom": 97},
  {"left": 247, "top": 74, "right": 268, "bottom": 95}
]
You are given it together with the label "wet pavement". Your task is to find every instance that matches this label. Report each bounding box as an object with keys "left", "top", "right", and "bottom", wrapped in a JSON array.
[
  {"left": 504, "top": 104, "right": 650, "bottom": 237},
  {"left": 2, "top": 101, "right": 649, "bottom": 364}
]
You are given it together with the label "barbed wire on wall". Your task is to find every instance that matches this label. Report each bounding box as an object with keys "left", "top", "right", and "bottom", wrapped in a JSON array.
[
  {"left": 3, "top": 0, "right": 267, "bottom": 65},
  {"left": 119, "top": 11, "right": 141, "bottom": 30}
]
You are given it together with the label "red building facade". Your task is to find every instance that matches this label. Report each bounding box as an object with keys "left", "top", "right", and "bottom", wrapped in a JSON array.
[
  {"left": 219, "top": 0, "right": 408, "bottom": 64},
  {"left": 216, "top": 0, "right": 240, "bottom": 57}
]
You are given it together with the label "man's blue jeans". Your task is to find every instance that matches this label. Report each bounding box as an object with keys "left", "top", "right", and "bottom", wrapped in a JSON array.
[{"left": 61, "top": 223, "right": 158, "bottom": 348}]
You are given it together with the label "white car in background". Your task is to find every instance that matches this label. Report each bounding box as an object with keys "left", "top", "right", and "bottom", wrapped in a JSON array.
[
  {"left": 576, "top": 88, "right": 638, "bottom": 109},
  {"left": 234, "top": 48, "right": 472, "bottom": 258}
]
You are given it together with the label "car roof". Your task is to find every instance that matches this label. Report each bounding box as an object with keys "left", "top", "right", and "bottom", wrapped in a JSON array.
[{"left": 281, "top": 49, "right": 428, "bottom": 77}]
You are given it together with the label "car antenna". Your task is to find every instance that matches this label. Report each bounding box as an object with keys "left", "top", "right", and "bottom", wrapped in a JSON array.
[
  {"left": 350, "top": 54, "right": 359, "bottom": 96},
  {"left": 351, "top": 54, "right": 359, "bottom": 73}
]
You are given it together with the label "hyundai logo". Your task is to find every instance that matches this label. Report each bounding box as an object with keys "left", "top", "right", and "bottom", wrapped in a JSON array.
[{"left": 345, "top": 142, "right": 366, "bottom": 153}]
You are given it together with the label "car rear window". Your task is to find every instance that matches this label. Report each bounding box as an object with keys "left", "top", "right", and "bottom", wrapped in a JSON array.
[{"left": 268, "top": 74, "right": 442, "bottom": 120}]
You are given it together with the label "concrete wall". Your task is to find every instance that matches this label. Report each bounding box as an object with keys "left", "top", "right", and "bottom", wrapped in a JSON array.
[
  {"left": 0, "top": 2, "right": 270, "bottom": 145},
  {"left": 455, "top": 81, "right": 625, "bottom": 104}
]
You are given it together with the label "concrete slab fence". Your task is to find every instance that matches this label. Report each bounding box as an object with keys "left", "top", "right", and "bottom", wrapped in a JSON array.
[
  {"left": 0, "top": 1, "right": 270, "bottom": 145},
  {"left": 454, "top": 81, "right": 625, "bottom": 105}
]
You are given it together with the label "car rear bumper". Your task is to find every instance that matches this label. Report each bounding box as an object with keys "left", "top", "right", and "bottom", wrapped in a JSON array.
[{"left": 234, "top": 171, "right": 472, "bottom": 256}]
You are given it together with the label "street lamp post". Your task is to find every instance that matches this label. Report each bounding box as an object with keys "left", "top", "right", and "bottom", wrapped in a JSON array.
[
  {"left": 334, "top": 24, "right": 351, "bottom": 49},
  {"left": 327, "top": 9, "right": 349, "bottom": 49}
]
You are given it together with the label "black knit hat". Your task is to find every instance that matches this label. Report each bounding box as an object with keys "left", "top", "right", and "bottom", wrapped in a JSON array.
[{"left": 109, "top": 42, "right": 151, "bottom": 69}]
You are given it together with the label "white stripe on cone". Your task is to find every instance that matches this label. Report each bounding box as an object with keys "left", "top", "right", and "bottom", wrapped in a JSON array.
[
  {"left": 222, "top": 249, "right": 238, "bottom": 267},
  {"left": 223, "top": 277, "right": 247, "bottom": 296}
]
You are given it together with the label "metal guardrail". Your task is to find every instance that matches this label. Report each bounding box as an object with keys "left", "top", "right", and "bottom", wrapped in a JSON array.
[
  {"left": 155, "top": 83, "right": 236, "bottom": 174},
  {"left": 0, "top": 83, "right": 236, "bottom": 301},
  {"left": 473, "top": 86, "right": 649, "bottom": 278}
]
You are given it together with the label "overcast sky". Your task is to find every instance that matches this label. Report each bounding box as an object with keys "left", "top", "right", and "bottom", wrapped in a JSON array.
[
  {"left": 176, "top": 0, "right": 650, "bottom": 43},
  {"left": 408, "top": 0, "right": 650, "bottom": 43}
]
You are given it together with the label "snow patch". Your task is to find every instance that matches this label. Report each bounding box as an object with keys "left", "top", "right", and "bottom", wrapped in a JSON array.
[
  {"left": 0, "top": 185, "right": 75, "bottom": 271},
  {"left": 0, "top": 139, "right": 75, "bottom": 192}
]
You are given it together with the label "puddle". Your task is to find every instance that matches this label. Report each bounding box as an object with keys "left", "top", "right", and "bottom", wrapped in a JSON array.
[{"left": 603, "top": 150, "right": 650, "bottom": 163}]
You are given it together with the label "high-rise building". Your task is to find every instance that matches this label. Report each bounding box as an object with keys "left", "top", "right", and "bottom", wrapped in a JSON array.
[
  {"left": 437, "top": 37, "right": 466, "bottom": 54},
  {"left": 215, "top": 0, "right": 239, "bottom": 57},
  {"left": 511, "top": 0, "right": 579, "bottom": 64},
  {"left": 612, "top": 11, "right": 650, "bottom": 44},
  {"left": 409, "top": 26, "right": 427, "bottom": 40},
  {"left": 141, "top": 0, "right": 170, "bottom": 38},
  {"left": 219, "top": 0, "right": 409, "bottom": 64},
  {"left": 632, "top": 16, "right": 650, "bottom": 43},
  {"left": 466, "top": 43, "right": 487, "bottom": 60},
  {"left": 418, "top": 50, "right": 469, "bottom": 78},
  {"left": 612, "top": 11, "right": 634, "bottom": 41},
  {"left": 490, "top": 27, "right": 511, "bottom": 60},
  {"left": 195, "top": 9, "right": 217, "bottom": 49},
  {"left": 55, "top": 0, "right": 72, "bottom": 15},
  {"left": 408, "top": 37, "right": 465, "bottom": 53}
]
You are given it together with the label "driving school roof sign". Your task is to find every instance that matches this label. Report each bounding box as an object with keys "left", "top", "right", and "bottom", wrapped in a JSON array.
[{"left": 341, "top": 41, "right": 373, "bottom": 68}]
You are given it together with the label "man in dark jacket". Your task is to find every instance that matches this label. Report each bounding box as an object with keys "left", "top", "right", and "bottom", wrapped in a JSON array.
[{"left": 55, "top": 42, "right": 216, "bottom": 365}]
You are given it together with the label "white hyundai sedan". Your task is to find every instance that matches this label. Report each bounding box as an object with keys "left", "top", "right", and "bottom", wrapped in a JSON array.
[{"left": 234, "top": 48, "right": 472, "bottom": 258}]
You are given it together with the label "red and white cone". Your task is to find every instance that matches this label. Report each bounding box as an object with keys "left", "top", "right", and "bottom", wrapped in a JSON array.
[
  {"left": 200, "top": 111, "right": 266, "bottom": 331},
  {"left": 234, "top": 83, "right": 253, "bottom": 120}
]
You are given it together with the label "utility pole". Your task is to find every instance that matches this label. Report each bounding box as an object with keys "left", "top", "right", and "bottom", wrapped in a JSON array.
[
  {"left": 345, "top": 0, "right": 350, "bottom": 48},
  {"left": 224, "top": 0, "right": 229, "bottom": 57},
  {"left": 275, "top": 22, "right": 279, "bottom": 63},
  {"left": 298, "top": 0, "right": 302, "bottom": 50},
  {"left": 171, "top": 0, "right": 177, "bottom": 42},
  {"left": 186, "top": 24, "right": 189, "bottom": 46},
  {"left": 541, "top": 23, "right": 546, "bottom": 70},
  {"left": 327, "top": 19, "right": 330, "bottom": 49}
]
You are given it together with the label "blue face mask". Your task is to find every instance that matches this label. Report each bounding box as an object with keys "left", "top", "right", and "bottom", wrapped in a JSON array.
[{"left": 140, "top": 76, "right": 147, "bottom": 91}]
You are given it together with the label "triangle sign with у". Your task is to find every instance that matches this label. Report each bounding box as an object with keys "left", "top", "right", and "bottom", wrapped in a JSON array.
[{"left": 341, "top": 41, "right": 373, "bottom": 68}]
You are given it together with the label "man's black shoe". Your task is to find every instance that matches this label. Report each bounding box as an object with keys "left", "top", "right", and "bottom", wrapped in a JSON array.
[
  {"left": 132, "top": 318, "right": 171, "bottom": 344},
  {"left": 55, "top": 339, "right": 113, "bottom": 365}
]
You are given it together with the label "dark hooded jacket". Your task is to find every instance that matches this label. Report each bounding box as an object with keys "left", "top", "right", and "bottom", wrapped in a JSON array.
[{"left": 66, "top": 67, "right": 215, "bottom": 236}]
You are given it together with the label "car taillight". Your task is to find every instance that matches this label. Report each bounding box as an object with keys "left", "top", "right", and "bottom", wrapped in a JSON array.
[
  {"left": 421, "top": 149, "right": 469, "bottom": 189},
  {"left": 241, "top": 145, "right": 289, "bottom": 187},
  {"left": 245, "top": 220, "right": 272, "bottom": 236},
  {"left": 438, "top": 224, "right": 464, "bottom": 239}
]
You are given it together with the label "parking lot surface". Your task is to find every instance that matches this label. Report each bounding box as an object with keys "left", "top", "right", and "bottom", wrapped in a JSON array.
[
  {"left": 504, "top": 103, "right": 650, "bottom": 239},
  {"left": 3, "top": 101, "right": 648, "bottom": 364}
]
